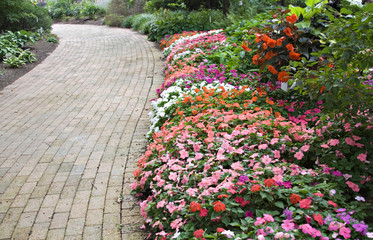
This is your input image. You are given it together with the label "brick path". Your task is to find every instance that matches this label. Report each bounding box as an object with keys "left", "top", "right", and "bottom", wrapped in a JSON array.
[{"left": 0, "top": 24, "right": 163, "bottom": 240}]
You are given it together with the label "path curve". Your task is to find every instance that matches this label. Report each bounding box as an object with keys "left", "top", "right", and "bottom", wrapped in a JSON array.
[{"left": 0, "top": 24, "right": 163, "bottom": 240}]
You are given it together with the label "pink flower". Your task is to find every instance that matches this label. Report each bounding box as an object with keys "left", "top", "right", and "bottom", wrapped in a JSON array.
[
  {"left": 301, "top": 144, "right": 310, "bottom": 152},
  {"left": 157, "top": 199, "right": 167, "bottom": 208},
  {"left": 231, "top": 162, "right": 244, "bottom": 171},
  {"left": 199, "top": 208, "right": 208, "bottom": 217},
  {"left": 261, "top": 155, "right": 272, "bottom": 165},
  {"left": 294, "top": 151, "right": 304, "bottom": 160},
  {"left": 258, "top": 144, "right": 268, "bottom": 150},
  {"left": 329, "top": 221, "right": 341, "bottom": 231},
  {"left": 345, "top": 137, "right": 356, "bottom": 146},
  {"left": 170, "top": 218, "right": 183, "bottom": 229},
  {"left": 339, "top": 227, "right": 351, "bottom": 239},
  {"left": 320, "top": 143, "right": 330, "bottom": 149},
  {"left": 254, "top": 217, "right": 266, "bottom": 226},
  {"left": 329, "top": 139, "right": 340, "bottom": 146},
  {"left": 263, "top": 214, "right": 275, "bottom": 222},
  {"left": 346, "top": 181, "right": 360, "bottom": 192},
  {"left": 357, "top": 153, "right": 367, "bottom": 162},
  {"left": 281, "top": 219, "right": 295, "bottom": 231},
  {"left": 180, "top": 149, "right": 189, "bottom": 159},
  {"left": 272, "top": 150, "right": 281, "bottom": 159}
]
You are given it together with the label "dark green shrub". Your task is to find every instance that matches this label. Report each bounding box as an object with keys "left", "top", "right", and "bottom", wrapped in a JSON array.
[
  {"left": 48, "top": 0, "right": 106, "bottom": 20},
  {"left": 0, "top": 0, "right": 52, "bottom": 32},
  {"left": 122, "top": 15, "right": 137, "bottom": 28}
]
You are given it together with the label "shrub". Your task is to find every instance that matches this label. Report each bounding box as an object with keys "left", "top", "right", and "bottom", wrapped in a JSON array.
[
  {"left": 0, "top": 0, "right": 52, "bottom": 32},
  {"left": 131, "top": 13, "right": 155, "bottom": 31},
  {"left": 122, "top": 15, "right": 137, "bottom": 28},
  {"left": 104, "top": 14, "right": 126, "bottom": 27},
  {"left": 48, "top": 0, "right": 106, "bottom": 20}
]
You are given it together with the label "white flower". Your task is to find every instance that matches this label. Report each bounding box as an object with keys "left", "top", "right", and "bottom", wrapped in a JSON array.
[
  {"left": 355, "top": 196, "right": 366, "bottom": 202},
  {"left": 329, "top": 189, "right": 336, "bottom": 197},
  {"left": 222, "top": 230, "right": 235, "bottom": 239},
  {"left": 171, "top": 230, "right": 180, "bottom": 239},
  {"left": 367, "top": 232, "right": 373, "bottom": 238}
]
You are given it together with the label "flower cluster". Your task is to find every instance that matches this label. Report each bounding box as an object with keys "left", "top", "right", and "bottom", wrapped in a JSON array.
[{"left": 131, "top": 19, "right": 372, "bottom": 240}]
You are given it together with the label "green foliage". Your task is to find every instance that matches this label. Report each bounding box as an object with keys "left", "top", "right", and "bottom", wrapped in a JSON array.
[
  {"left": 148, "top": 9, "right": 228, "bottom": 42},
  {"left": 47, "top": 0, "right": 106, "bottom": 20},
  {"left": 104, "top": 14, "right": 127, "bottom": 27},
  {"left": 0, "top": 0, "right": 52, "bottom": 32},
  {"left": 0, "top": 30, "right": 41, "bottom": 68},
  {"left": 227, "top": 0, "right": 275, "bottom": 23},
  {"left": 131, "top": 13, "right": 156, "bottom": 31},
  {"left": 292, "top": 2, "right": 373, "bottom": 116}
]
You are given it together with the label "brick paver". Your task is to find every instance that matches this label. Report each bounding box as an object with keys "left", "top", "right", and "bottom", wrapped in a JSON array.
[{"left": 0, "top": 24, "right": 163, "bottom": 239}]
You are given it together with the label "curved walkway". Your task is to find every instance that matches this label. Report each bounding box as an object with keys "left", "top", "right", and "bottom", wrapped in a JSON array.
[{"left": 0, "top": 24, "right": 163, "bottom": 240}]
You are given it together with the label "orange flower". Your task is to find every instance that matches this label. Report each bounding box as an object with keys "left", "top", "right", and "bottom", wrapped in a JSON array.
[
  {"left": 178, "top": 111, "right": 184, "bottom": 116},
  {"left": 192, "top": 110, "right": 198, "bottom": 115},
  {"left": 263, "top": 34, "right": 270, "bottom": 43},
  {"left": 286, "top": 43, "right": 294, "bottom": 51},
  {"left": 252, "top": 96, "right": 258, "bottom": 102},
  {"left": 278, "top": 71, "right": 290, "bottom": 83},
  {"left": 290, "top": 193, "right": 301, "bottom": 204},
  {"left": 241, "top": 43, "right": 251, "bottom": 52},
  {"left": 218, "top": 194, "right": 228, "bottom": 199},
  {"left": 284, "top": 27, "right": 293, "bottom": 37},
  {"left": 289, "top": 51, "right": 301, "bottom": 60},
  {"left": 265, "top": 51, "right": 276, "bottom": 60},
  {"left": 268, "top": 65, "right": 278, "bottom": 75},
  {"left": 267, "top": 39, "right": 276, "bottom": 48},
  {"left": 276, "top": 38, "right": 283, "bottom": 47},
  {"left": 189, "top": 201, "right": 202, "bottom": 212},
  {"left": 196, "top": 96, "right": 203, "bottom": 101},
  {"left": 252, "top": 54, "right": 260, "bottom": 65},
  {"left": 264, "top": 178, "right": 277, "bottom": 187},
  {"left": 213, "top": 201, "right": 226, "bottom": 212},
  {"left": 286, "top": 13, "right": 298, "bottom": 24},
  {"left": 251, "top": 184, "right": 261, "bottom": 192},
  {"left": 195, "top": 88, "right": 200, "bottom": 93},
  {"left": 320, "top": 85, "right": 325, "bottom": 93},
  {"left": 275, "top": 112, "right": 282, "bottom": 118},
  {"left": 263, "top": 43, "right": 268, "bottom": 50}
]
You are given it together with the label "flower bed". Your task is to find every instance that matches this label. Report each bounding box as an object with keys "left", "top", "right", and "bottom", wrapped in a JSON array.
[{"left": 132, "top": 29, "right": 373, "bottom": 239}]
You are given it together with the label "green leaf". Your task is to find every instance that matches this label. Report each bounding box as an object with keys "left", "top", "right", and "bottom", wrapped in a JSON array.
[
  {"left": 289, "top": 5, "right": 306, "bottom": 17},
  {"left": 340, "top": 8, "right": 352, "bottom": 15},
  {"left": 274, "top": 201, "right": 285, "bottom": 209},
  {"left": 239, "top": 50, "right": 245, "bottom": 58}
]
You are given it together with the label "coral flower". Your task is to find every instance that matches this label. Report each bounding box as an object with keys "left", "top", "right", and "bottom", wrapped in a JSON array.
[
  {"left": 268, "top": 39, "right": 276, "bottom": 48},
  {"left": 286, "top": 14, "right": 298, "bottom": 24},
  {"left": 278, "top": 71, "right": 290, "bottom": 83},
  {"left": 299, "top": 198, "right": 312, "bottom": 209},
  {"left": 133, "top": 168, "right": 141, "bottom": 177},
  {"left": 217, "top": 228, "right": 225, "bottom": 233},
  {"left": 286, "top": 44, "right": 294, "bottom": 51},
  {"left": 194, "top": 229, "right": 204, "bottom": 238},
  {"left": 268, "top": 65, "right": 278, "bottom": 75},
  {"left": 251, "top": 184, "right": 261, "bottom": 192},
  {"left": 290, "top": 193, "right": 301, "bottom": 204},
  {"left": 189, "top": 201, "right": 202, "bottom": 212},
  {"left": 289, "top": 51, "right": 301, "bottom": 60},
  {"left": 213, "top": 201, "right": 226, "bottom": 212},
  {"left": 284, "top": 27, "right": 293, "bottom": 37},
  {"left": 263, "top": 34, "right": 270, "bottom": 43},
  {"left": 264, "top": 178, "right": 277, "bottom": 187}
]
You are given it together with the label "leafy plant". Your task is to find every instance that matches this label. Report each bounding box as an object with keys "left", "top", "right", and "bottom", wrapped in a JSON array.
[{"left": 3, "top": 54, "right": 26, "bottom": 68}]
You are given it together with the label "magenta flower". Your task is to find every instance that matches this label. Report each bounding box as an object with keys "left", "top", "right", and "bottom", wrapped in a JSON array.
[{"left": 281, "top": 219, "right": 295, "bottom": 231}]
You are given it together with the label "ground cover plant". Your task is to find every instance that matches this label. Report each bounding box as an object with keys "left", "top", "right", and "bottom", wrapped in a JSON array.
[{"left": 131, "top": 1, "right": 373, "bottom": 239}]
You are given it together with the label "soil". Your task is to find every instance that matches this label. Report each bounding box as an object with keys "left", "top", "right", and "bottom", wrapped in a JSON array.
[{"left": 0, "top": 39, "right": 58, "bottom": 91}]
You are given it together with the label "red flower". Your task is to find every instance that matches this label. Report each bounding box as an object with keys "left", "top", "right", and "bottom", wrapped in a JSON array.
[
  {"left": 133, "top": 169, "right": 141, "bottom": 177},
  {"left": 263, "top": 43, "right": 268, "bottom": 50},
  {"left": 268, "top": 65, "right": 278, "bottom": 75},
  {"left": 212, "top": 201, "right": 226, "bottom": 212},
  {"left": 328, "top": 200, "right": 337, "bottom": 208},
  {"left": 217, "top": 228, "right": 225, "bottom": 233},
  {"left": 267, "top": 39, "right": 276, "bottom": 48},
  {"left": 286, "top": 44, "right": 294, "bottom": 52},
  {"left": 278, "top": 71, "right": 290, "bottom": 83},
  {"left": 251, "top": 184, "right": 261, "bottom": 192},
  {"left": 284, "top": 27, "right": 293, "bottom": 37},
  {"left": 286, "top": 14, "right": 298, "bottom": 24},
  {"left": 218, "top": 194, "right": 228, "bottom": 199},
  {"left": 263, "top": 34, "right": 270, "bottom": 43},
  {"left": 264, "top": 178, "right": 277, "bottom": 187},
  {"left": 194, "top": 229, "right": 204, "bottom": 238},
  {"left": 189, "top": 201, "right": 202, "bottom": 212},
  {"left": 289, "top": 51, "right": 301, "bottom": 60},
  {"left": 290, "top": 193, "right": 301, "bottom": 204},
  {"left": 320, "top": 86, "right": 326, "bottom": 93},
  {"left": 265, "top": 51, "right": 276, "bottom": 60},
  {"left": 299, "top": 198, "right": 312, "bottom": 209},
  {"left": 252, "top": 54, "right": 260, "bottom": 65},
  {"left": 313, "top": 213, "right": 324, "bottom": 225}
]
